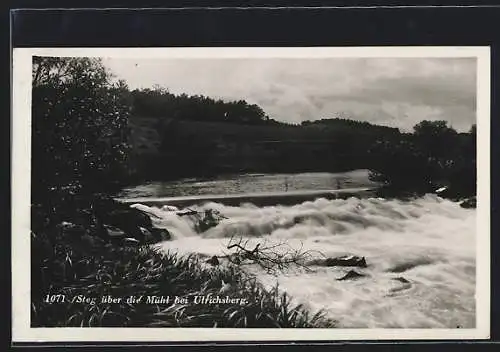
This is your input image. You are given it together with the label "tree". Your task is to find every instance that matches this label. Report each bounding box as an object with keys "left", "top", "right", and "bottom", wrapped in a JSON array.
[
  {"left": 368, "top": 119, "right": 476, "bottom": 198},
  {"left": 130, "top": 86, "right": 272, "bottom": 125},
  {"left": 32, "top": 56, "right": 133, "bottom": 201},
  {"left": 469, "top": 123, "right": 476, "bottom": 135},
  {"left": 368, "top": 135, "right": 436, "bottom": 193},
  {"left": 413, "top": 120, "right": 458, "bottom": 160},
  {"left": 446, "top": 123, "right": 476, "bottom": 197}
]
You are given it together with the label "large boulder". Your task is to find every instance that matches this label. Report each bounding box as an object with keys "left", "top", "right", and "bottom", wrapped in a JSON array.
[
  {"left": 98, "top": 208, "right": 153, "bottom": 242},
  {"left": 92, "top": 198, "right": 175, "bottom": 244},
  {"left": 109, "top": 208, "right": 152, "bottom": 229},
  {"left": 103, "top": 224, "right": 145, "bottom": 246},
  {"left": 93, "top": 197, "right": 152, "bottom": 227}
]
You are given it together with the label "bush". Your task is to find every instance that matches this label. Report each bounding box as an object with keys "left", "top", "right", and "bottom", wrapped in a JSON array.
[
  {"left": 368, "top": 120, "right": 476, "bottom": 198},
  {"left": 32, "top": 57, "right": 134, "bottom": 201}
]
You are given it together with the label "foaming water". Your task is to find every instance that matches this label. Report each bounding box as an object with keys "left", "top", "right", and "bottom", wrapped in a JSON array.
[{"left": 140, "top": 194, "right": 475, "bottom": 328}]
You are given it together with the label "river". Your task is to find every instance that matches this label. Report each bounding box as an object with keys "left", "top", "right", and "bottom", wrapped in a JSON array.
[
  {"left": 117, "top": 169, "right": 476, "bottom": 328},
  {"left": 118, "top": 169, "right": 378, "bottom": 198}
]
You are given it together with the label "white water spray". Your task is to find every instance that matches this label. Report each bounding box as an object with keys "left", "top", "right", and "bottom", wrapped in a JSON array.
[{"left": 134, "top": 194, "right": 475, "bottom": 328}]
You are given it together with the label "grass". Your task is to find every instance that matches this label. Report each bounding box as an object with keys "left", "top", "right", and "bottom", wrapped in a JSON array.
[{"left": 31, "top": 223, "right": 336, "bottom": 328}]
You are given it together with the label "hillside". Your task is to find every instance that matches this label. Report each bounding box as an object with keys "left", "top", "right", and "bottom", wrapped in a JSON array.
[{"left": 128, "top": 116, "right": 400, "bottom": 181}]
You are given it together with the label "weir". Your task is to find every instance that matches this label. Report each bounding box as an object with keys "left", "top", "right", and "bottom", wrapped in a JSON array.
[{"left": 115, "top": 187, "right": 377, "bottom": 207}]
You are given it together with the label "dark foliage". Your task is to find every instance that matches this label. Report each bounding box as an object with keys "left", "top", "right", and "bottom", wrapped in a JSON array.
[
  {"left": 131, "top": 86, "right": 278, "bottom": 126},
  {"left": 368, "top": 120, "right": 476, "bottom": 198},
  {"left": 31, "top": 57, "right": 134, "bottom": 201},
  {"left": 126, "top": 87, "right": 406, "bottom": 180},
  {"left": 301, "top": 117, "right": 400, "bottom": 134},
  {"left": 131, "top": 117, "right": 400, "bottom": 180}
]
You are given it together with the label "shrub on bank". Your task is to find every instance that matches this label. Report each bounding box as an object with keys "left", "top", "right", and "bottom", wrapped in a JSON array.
[{"left": 368, "top": 121, "right": 476, "bottom": 200}]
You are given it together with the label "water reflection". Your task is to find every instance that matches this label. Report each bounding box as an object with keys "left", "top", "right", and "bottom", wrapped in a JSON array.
[{"left": 119, "top": 169, "right": 377, "bottom": 199}]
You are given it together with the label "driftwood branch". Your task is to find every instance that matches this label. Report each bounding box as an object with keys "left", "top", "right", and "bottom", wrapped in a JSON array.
[{"left": 224, "top": 235, "right": 325, "bottom": 274}]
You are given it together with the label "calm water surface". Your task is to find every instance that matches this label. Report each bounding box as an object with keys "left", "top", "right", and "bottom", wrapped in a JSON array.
[{"left": 118, "top": 169, "right": 377, "bottom": 199}]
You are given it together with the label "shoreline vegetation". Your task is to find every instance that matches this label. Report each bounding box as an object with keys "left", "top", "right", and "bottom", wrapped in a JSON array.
[
  {"left": 32, "top": 193, "right": 336, "bottom": 327},
  {"left": 30, "top": 57, "right": 476, "bottom": 327}
]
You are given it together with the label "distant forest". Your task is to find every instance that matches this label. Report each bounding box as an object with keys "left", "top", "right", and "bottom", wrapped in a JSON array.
[
  {"left": 127, "top": 87, "right": 402, "bottom": 178},
  {"left": 31, "top": 57, "right": 476, "bottom": 201},
  {"left": 130, "top": 86, "right": 282, "bottom": 126}
]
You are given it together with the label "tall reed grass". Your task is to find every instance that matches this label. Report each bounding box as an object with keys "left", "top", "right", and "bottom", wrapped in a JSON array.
[{"left": 31, "top": 226, "right": 336, "bottom": 328}]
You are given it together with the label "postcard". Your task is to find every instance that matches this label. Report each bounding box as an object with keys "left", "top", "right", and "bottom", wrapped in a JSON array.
[{"left": 11, "top": 46, "right": 490, "bottom": 342}]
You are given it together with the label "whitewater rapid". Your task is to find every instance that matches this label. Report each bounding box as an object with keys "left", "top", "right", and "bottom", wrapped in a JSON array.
[{"left": 135, "top": 194, "right": 476, "bottom": 328}]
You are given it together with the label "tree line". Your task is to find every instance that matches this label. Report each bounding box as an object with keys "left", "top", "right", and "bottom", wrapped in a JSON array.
[{"left": 130, "top": 85, "right": 281, "bottom": 125}]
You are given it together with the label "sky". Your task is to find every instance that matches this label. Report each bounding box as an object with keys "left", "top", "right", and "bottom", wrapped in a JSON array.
[{"left": 103, "top": 57, "right": 477, "bottom": 132}]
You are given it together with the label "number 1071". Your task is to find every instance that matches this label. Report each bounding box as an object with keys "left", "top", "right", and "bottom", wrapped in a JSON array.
[{"left": 44, "top": 294, "right": 66, "bottom": 303}]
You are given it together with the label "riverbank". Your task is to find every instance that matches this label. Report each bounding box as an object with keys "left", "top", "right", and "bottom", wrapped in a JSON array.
[{"left": 31, "top": 194, "right": 336, "bottom": 328}]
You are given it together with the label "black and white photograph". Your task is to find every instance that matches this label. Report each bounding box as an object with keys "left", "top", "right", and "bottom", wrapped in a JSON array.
[{"left": 12, "top": 47, "right": 490, "bottom": 342}]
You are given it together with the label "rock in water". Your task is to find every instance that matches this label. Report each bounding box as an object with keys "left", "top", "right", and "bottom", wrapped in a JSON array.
[
  {"left": 392, "top": 276, "right": 410, "bottom": 284},
  {"left": 177, "top": 209, "right": 199, "bottom": 216},
  {"left": 140, "top": 227, "right": 155, "bottom": 243},
  {"left": 206, "top": 256, "right": 220, "bottom": 266},
  {"left": 389, "top": 276, "right": 412, "bottom": 293},
  {"left": 325, "top": 255, "right": 367, "bottom": 268},
  {"left": 105, "top": 208, "right": 152, "bottom": 236},
  {"left": 460, "top": 197, "right": 476, "bottom": 209},
  {"left": 337, "top": 270, "right": 367, "bottom": 281},
  {"left": 162, "top": 205, "right": 179, "bottom": 212},
  {"left": 150, "top": 228, "right": 171, "bottom": 241}
]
